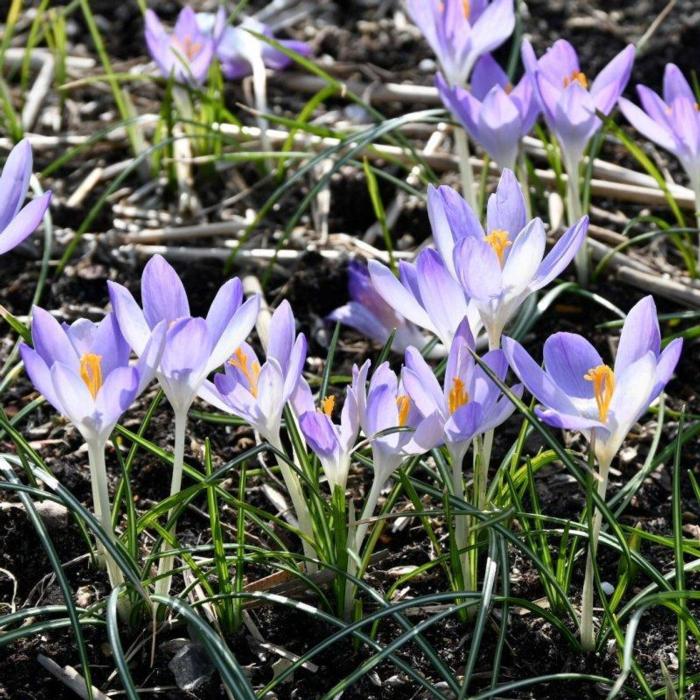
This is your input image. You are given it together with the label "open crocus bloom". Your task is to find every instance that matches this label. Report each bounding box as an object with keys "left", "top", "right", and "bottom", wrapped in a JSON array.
[
  {"left": 368, "top": 249, "right": 481, "bottom": 350},
  {"left": 522, "top": 39, "right": 635, "bottom": 168},
  {"left": 20, "top": 308, "right": 165, "bottom": 444},
  {"left": 328, "top": 261, "right": 442, "bottom": 357},
  {"left": 0, "top": 140, "right": 51, "bottom": 255},
  {"left": 294, "top": 361, "right": 368, "bottom": 493},
  {"left": 199, "top": 301, "right": 307, "bottom": 444},
  {"left": 429, "top": 169, "right": 588, "bottom": 348},
  {"left": 436, "top": 54, "right": 539, "bottom": 172},
  {"left": 108, "top": 254, "right": 260, "bottom": 414},
  {"left": 619, "top": 64, "right": 700, "bottom": 195},
  {"left": 197, "top": 14, "right": 312, "bottom": 81},
  {"left": 503, "top": 296, "right": 683, "bottom": 467},
  {"left": 145, "top": 6, "right": 224, "bottom": 85},
  {"left": 402, "top": 320, "right": 521, "bottom": 465},
  {"left": 406, "top": 0, "right": 515, "bottom": 87}
]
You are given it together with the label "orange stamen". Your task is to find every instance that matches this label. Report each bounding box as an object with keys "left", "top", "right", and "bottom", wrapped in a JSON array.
[
  {"left": 321, "top": 395, "right": 336, "bottom": 417},
  {"left": 485, "top": 229, "right": 512, "bottom": 266},
  {"left": 396, "top": 395, "right": 411, "bottom": 427},
  {"left": 462, "top": 0, "right": 470, "bottom": 18},
  {"left": 563, "top": 70, "right": 589, "bottom": 89},
  {"left": 174, "top": 35, "right": 202, "bottom": 60},
  {"left": 80, "top": 354, "right": 103, "bottom": 399},
  {"left": 229, "top": 348, "right": 261, "bottom": 397},
  {"left": 448, "top": 377, "right": 469, "bottom": 414},
  {"left": 584, "top": 364, "right": 615, "bottom": 422}
]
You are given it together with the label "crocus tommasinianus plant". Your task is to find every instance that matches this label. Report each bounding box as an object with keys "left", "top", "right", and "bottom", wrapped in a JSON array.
[
  {"left": 368, "top": 249, "right": 481, "bottom": 350},
  {"left": 145, "top": 7, "right": 224, "bottom": 85},
  {"left": 328, "top": 261, "right": 442, "bottom": 357},
  {"left": 0, "top": 140, "right": 51, "bottom": 255},
  {"left": 406, "top": 0, "right": 515, "bottom": 88},
  {"left": 503, "top": 295, "right": 682, "bottom": 650},
  {"left": 429, "top": 169, "right": 589, "bottom": 349},
  {"left": 618, "top": 64, "right": 700, "bottom": 232},
  {"left": 436, "top": 54, "right": 539, "bottom": 172},
  {"left": 20, "top": 309, "right": 165, "bottom": 587}
]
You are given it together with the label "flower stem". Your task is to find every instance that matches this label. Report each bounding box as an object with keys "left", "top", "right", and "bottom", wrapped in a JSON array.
[
  {"left": 564, "top": 155, "right": 588, "bottom": 285},
  {"left": 154, "top": 409, "right": 186, "bottom": 597},
  {"left": 455, "top": 128, "right": 477, "bottom": 212},
  {"left": 692, "top": 174, "right": 700, "bottom": 270},
  {"left": 87, "top": 440, "right": 124, "bottom": 590},
  {"left": 580, "top": 453, "right": 612, "bottom": 652},
  {"left": 517, "top": 151, "right": 532, "bottom": 220},
  {"left": 449, "top": 443, "right": 470, "bottom": 588}
]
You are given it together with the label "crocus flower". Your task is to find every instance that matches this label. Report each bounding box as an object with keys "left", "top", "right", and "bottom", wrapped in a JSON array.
[
  {"left": 522, "top": 39, "right": 635, "bottom": 169},
  {"left": 108, "top": 254, "right": 260, "bottom": 415},
  {"left": 0, "top": 139, "right": 51, "bottom": 255},
  {"left": 199, "top": 300, "right": 307, "bottom": 445},
  {"left": 328, "top": 261, "right": 443, "bottom": 357},
  {"left": 436, "top": 54, "right": 539, "bottom": 171},
  {"left": 502, "top": 295, "right": 682, "bottom": 469},
  {"left": 401, "top": 320, "right": 521, "bottom": 466},
  {"left": 294, "top": 361, "right": 368, "bottom": 493},
  {"left": 619, "top": 64, "right": 700, "bottom": 201},
  {"left": 406, "top": 0, "right": 515, "bottom": 87},
  {"left": 368, "top": 249, "right": 482, "bottom": 350},
  {"left": 197, "top": 14, "right": 312, "bottom": 81},
  {"left": 20, "top": 308, "right": 165, "bottom": 445},
  {"left": 145, "top": 7, "right": 224, "bottom": 85}
]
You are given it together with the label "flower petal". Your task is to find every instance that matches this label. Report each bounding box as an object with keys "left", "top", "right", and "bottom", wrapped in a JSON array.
[
  {"left": 453, "top": 236, "right": 502, "bottom": 300},
  {"left": 0, "top": 192, "right": 51, "bottom": 255},
  {"left": 531, "top": 215, "right": 588, "bottom": 289},
  {"left": 543, "top": 332, "right": 603, "bottom": 398},
  {"left": 108, "top": 281, "right": 152, "bottom": 357},
  {"left": 614, "top": 296, "right": 660, "bottom": 375},
  {"left": 141, "top": 254, "right": 190, "bottom": 328},
  {"left": 206, "top": 277, "right": 243, "bottom": 342}
]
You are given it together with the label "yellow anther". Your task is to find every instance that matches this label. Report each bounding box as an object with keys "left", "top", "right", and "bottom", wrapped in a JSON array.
[
  {"left": 563, "top": 70, "right": 589, "bottom": 89},
  {"left": 321, "top": 395, "right": 336, "bottom": 417},
  {"left": 448, "top": 377, "right": 469, "bottom": 414},
  {"left": 485, "top": 229, "right": 512, "bottom": 265},
  {"left": 584, "top": 364, "right": 615, "bottom": 422},
  {"left": 396, "top": 395, "right": 411, "bottom": 427},
  {"left": 174, "top": 35, "right": 202, "bottom": 60},
  {"left": 80, "top": 353, "right": 103, "bottom": 399},
  {"left": 462, "top": 0, "right": 470, "bottom": 18},
  {"left": 229, "top": 348, "right": 261, "bottom": 397}
]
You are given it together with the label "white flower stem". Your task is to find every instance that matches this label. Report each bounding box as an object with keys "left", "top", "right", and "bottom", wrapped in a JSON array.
[
  {"left": 154, "top": 409, "right": 187, "bottom": 597},
  {"left": 580, "top": 454, "right": 612, "bottom": 652},
  {"left": 455, "top": 128, "right": 477, "bottom": 212},
  {"left": 692, "top": 174, "right": 700, "bottom": 269},
  {"left": 517, "top": 150, "right": 532, "bottom": 220},
  {"left": 249, "top": 51, "right": 272, "bottom": 169},
  {"left": 354, "top": 475, "right": 385, "bottom": 555},
  {"left": 87, "top": 440, "right": 124, "bottom": 590},
  {"left": 564, "top": 154, "right": 588, "bottom": 285},
  {"left": 449, "top": 443, "right": 470, "bottom": 588}
]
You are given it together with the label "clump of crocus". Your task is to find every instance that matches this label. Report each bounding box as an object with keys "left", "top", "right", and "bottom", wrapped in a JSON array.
[
  {"left": 21, "top": 309, "right": 166, "bottom": 587},
  {"left": 437, "top": 54, "right": 539, "bottom": 173},
  {"left": 618, "top": 64, "right": 700, "bottom": 252},
  {"left": 503, "top": 295, "right": 682, "bottom": 651},
  {"left": 145, "top": 6, "right": 224, "bottom": 85},
  {"left": 0, "top": 140, "right": 51, "bottom": 255},
  {"left": 108, "top": 254, "right": 260, "bottom": 594},
  {"left": 200, "top": 300, "right": 316, "bottom": 562},
  {"left": 328, "top": 261, "right": 443, "bottom": 357},
  {"left": 522, "top": 39, "right": 634, "bottom": 281}
]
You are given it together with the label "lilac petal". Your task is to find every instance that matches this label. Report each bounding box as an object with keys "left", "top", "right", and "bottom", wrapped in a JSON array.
[
  {"left": 406, "top": 0, "right": 440, "bottom": 53},
  {"left": 95, "top": 366, "right": 139, "bottom": 433},
  {"left": 206, "top": 277, "right": 243, "bottom": 343},
  {"left": 300, "top": 411, "right": 339, "bottom": 460},
  {"left": 453, "top": 236, "right": 502, "bottom": 300},
  {"left": 173, "top": 6, "right": 199, "bottom": 39},
  {"left": 0, "top": 192, "right": 51, "bottom": 255},
  {"left": 663, "top": 63, "right": 695, "bottom": 105},
  {"left": 291, "top": 376, "right": 315, "bottom": 416},
  {"left": 607, "top": 352, "right": 657, "bottom": 440},
  {"left": 255, "top": 360, "right": 285, "bottom": 434},
  {"left": 468, "top": 0, "right": 515, "bottom": 65},
  {"left": 20, "top": 344, "right": 60, "bottom": 411},
  {"left": 637, "top": 85, "right": 674, "bottom": 127},
  {"left": 198, "top": 379, "right": 232, "bottom": 413},
  {"left": 445, "top": 401, "right": 483, "bottom": 443},
  {"left": 141, "top": 255, "right": 190, "bottom": 328},
  {"left": 135, "top": 320, "right": 167, "bottom": 394},
  {"left": 206, "top": 294, "right": 260, "bottom": 375},
  {"left": 0, "top": 139, "right": 33, "bottom": 231},
  {"left": 31, "top": 306, "right": 78, "bottom": 369},
  {"left": 590, "top": 44, "right": 635, "bottom": 115},
  {"left": 614, "top": 296, "right": 660, "bottom": 375},
  {"left": 471, "top": 53, "right": 510, "bottom": 100},
  {"left": 480, "top": 385, "right": 521, "bottom": 433},
  {"left": 511, "top": 73, "right": 539, "bottom": 133},
  {"left": 50, "top": 362, "right": 93, "bottom": 429},
  {"left": 532, "top": 215, "right": 588, "bottom": 289},
  {"left": 543, "top": 332, "right": 603, "bottom": 398},
  {"left": 404, "top": 411, "right": 444, "bottom": 454},
  {"left": 328, "top": 302, "right": 390, "bottom": 345},
  {"left": 107, "top": 281, "right": 152, "bottom": 357},
  {"left": 502, "top": 218, "right": 546, "bottom": 293},
  {"left": 365, "top": 383, "right": 397, "bottom": 438},
  {"left": 282, "top": 334, "right": 307, "bottom": 401},
  {"left": 520, "top": 40, "right": 539, "bottom": 76},
  {"left": 437, "top": 74, "right": 480, "bottom": 137},
  {"left": 486, "top": 168, "right": 527, "bottom": 238},
  {"left": 535, "top": 406, "right": 604, "bottom": 432},
  {"left": 84, "top": 314, "right": 130, "bottom": 378},
  {"left": 268, "top": 300, "right": 295, "bottom": 369},
  {"left": 651, "top": 338, "right": 682, "bottom": 400},
  {"left": 477, "top": 87, "right": 522, "bottom": 171},
  {"left": 401, "top": 356, "right": 443, "bottom": 416},
  {"left": 553, "top": 82, "right": 599, "bottom": 164},
  {"left": 538, "top": 39, "right": 580, "bottom": 86}
]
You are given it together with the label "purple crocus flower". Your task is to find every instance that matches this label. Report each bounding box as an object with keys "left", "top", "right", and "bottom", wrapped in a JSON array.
[
  {"left": 197, "top": 14, "right": 312, "bottom": 81},
  {"left": 328, "top": 261, "right": 443, "bottom": 357},
  {"left": 503, "top": 295, "right": 682, "bottom": 469},
  {"left": 619, "top": 64, "right": 700, "bottom": 203},
  {"left": 406, "top": 0, "right": 515, "bottom": 87},
  {"left": 522, "top": 39, "right": 635, "bottom": 169},
  {"left": 401, "top": 320, "right": 521, "bottom": 466},
  {"left": 20, "top": 308, "right": 165, "bottom": 444},
  {"left": 294, "top": 361, "right": 368, "bottom": 493},
  {"left": 199, "top": 300, "right": 307, "bottom": 445},
  {"left": 145, "top": 7, "right": 224, "bottom": 85},
  {"left": 0, "top": 140, "right": 51, "bottom": 255},
  {"left": 108, "top": 255, "right": 260, "bottom": 415},
  {"left": 430, "top": 169, "right": 589, "bottom": 348},
  {"left": 436, "top": 54, "right": 539, "bottom": 171},
  {"left": 368, "top": 249, "right": 482, "bottom": 350}
]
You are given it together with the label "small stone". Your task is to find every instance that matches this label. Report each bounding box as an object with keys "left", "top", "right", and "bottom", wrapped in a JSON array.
[
  {"left": 168, "top": 642, "right": 214, "bottom": 692},
  {"left": 601, "top": 581, "right": 615, "bottom": 596}
]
